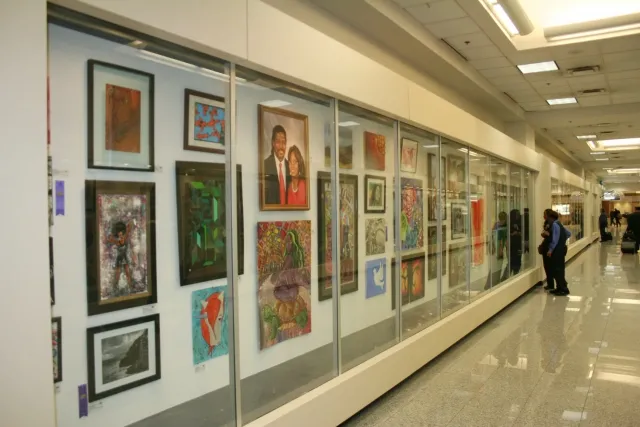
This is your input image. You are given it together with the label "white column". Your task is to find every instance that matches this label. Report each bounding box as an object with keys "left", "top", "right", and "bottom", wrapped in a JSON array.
[{"left": 0, "top": 1, "right": 56, "bottom": 426}]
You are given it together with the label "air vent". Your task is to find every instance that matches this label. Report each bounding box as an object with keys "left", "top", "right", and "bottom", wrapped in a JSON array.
[
  {"left": 600, "top": 131, "right": 616, "bottom": 134},
  {"left": 578, "top": 88, "right": 607, "bottom": 96},
  {"left": 567, "top": 65, "right": 601, "bottom": 76}
]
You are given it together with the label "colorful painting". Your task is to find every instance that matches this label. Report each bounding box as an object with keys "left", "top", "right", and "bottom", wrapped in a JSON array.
[
  {"left": 364, "top": 131, "right": 386, "bottom": 171},
  {"left": 401, "top": 178, "right": 424, "bottom": 250},
  {"left": 324, "top": 125, "right": 354, "bottom": 169},
  {"left": 449, "top": 243, "right": 467, "bottom": 289},
  {"left": 401, "top": 138, "right": 419, "bottom": 173},
  {"left": 52, "top": 317, "right": 62, "bottom": 383},
  {"left": 176, "top": 162, "right": 244, "bottom": 286},
  {"left": 317, "top": 173, "right": 359, "bottom": 300},
  {"left": 191, "top": 286, "right": 228, "bottom": 365},
  {"left": 259, "top": 106, "right": 310, "bottom": 210},
  {"left": 257, "top": 221, "right": 312, "bottom": 349},
  {"left": 472, "top": 199, "right": 485, "bottom": 266},
  {"left": 184, "top": 89, "right": 225, "bottom": 153},
  {"left": 366, "top": 218, "right": 386, "bottom": 256},
  {"left": 391, "top": 253, "right": 426, "bottom": 309},
  {"left": 105, "top": 84, "right": 141, "bottom": 153},
  {"left": 366, "top": 258, "right": 387, "bottom": 299},
  {"left": 451, "top": 202, "right": 467, "bottom": 240},
  {"left": 86, "top": 181, "right": 156, "bottom": 315}
]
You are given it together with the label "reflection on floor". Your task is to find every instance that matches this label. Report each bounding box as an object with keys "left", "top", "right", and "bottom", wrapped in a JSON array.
[{"left": 343, "top": 231, "right": 640, "bottom": 426}]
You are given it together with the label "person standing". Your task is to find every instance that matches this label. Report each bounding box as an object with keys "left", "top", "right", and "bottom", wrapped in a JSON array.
[
  {"left": 610, "top": 209, "right": 616, "bottom": 227},
  {"left": 626, "top": 206, "right": 640, "bottom": 252},
  {"left": 484, "top": 211, "right": 508, "bottom": 290},
  {"left": 523, "top": 208, "right": 530, "bottom": 254},
  {"left": 599, "top": 208, "right": 608, "bottom": 241},
  {"left": 547, "top": 211, "right": 571, "bottom": 296},
  {"left": 501, "top": 209, "right": 522, "bottom": 280},
  {"left": 539, "top": 209, "right": 555, "bottom": 291}
]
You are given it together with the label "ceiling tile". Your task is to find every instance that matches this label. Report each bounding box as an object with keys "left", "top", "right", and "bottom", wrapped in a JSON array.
[
  {"left": 604, "top": 49, "right": 640, "bottom": 64},
  {"left": 522, "top": 71, "right": 564, "bottom": 83},
  {"left": 577, "top": 95, "right": 611, "bottom": 107},
  {"left": 551, "top": 44, "right": 602, "bottom": 59},
  {"left": 392, "top": 0, "right": 432, "bottom": 7},
  {"left": 599, "top": 35, "right": 640, "bottom": 54},
  {"left": 568, "top": 74, "right": 608, "bottom": 91},
  {"left": 607, "top": 70, "right": 640, "bottom": 80},
  {"left": 425, "top": 17, "right": 481, "bottom": 38},
  {"left": 530, "top": 80, "right": 572, "bottom": 93},
  {"left": 519, "top": 102, "right": 550, "bottom": 112},
  {"left": 458, "top": 45, "right": 504, "bottom": 60},
  {"left": 507, "top": 91, "right": 544, "bottom": 102},
  {"left": 478, "top": 66, "right": 521, "bottom": 78},
  {"left": 606, "top": 59, "right": 640, "bottom": 73},
  {"left": 406, "top": 0, "right": 466, "bottom": 24},
  {"left": 555, "top": 55, "right": 603, "bottom": 70},
  {"left": 468, "top": 56, "right": 512, "bottom": 70},
  {"left": 489, "top": 75, "right": 529, "bottom": 85},
  {"left": 608, "top": 78, "right": 640, "bottom": 93},
  {"left": 611, "top": 93, "right": 640, "bottom": 104},
  {"left": 444, "top": 32, "right": 494, "bottom": 50}
]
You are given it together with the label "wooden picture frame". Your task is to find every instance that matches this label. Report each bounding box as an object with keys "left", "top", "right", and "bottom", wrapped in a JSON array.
[
  {"left": 364, "top": 174, "right": 386, "bottom": 213},
  {"left": 87, "top": 314, "right": 161, "bottom": 402},
  {"left": 85, "top": 180, "right": 157, "bottom": 315},
  {"left": 317, "top": 172, "right": 359, "bottom": 301},
  {"left": 87, "top": 60, "right": 154, "bottom": 172},
  {"left": 391, "top": 252, "right": 426, "bottom": 310},
  {"left": 258, "top": 105, "right": 310, "bottom": 211},
  {"left": 183, "top": 89, "right": 225, "bottom": 154},
  {"left": 52, "top": 317, "right": 62, "bottom": 383},
  {"left": 176, "top": 161, "right": 244, "bottom": 286}
]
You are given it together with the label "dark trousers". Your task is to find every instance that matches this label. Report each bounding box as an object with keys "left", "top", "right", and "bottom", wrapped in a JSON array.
[
  {"left": 543, "top": 255, "right": 554, "bottom": 289},
  {"left": 550, "top": 252, "right": 568, "bottom": 292},
  {"left": 600, "top": 225, "right": 606, "bottom": 239}
]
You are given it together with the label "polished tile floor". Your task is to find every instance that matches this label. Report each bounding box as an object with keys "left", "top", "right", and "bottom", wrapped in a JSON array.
[{"left": 343, "top": 232, "right": 640, "bottom": 426}]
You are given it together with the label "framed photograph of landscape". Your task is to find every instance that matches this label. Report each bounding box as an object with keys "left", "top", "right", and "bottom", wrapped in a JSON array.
[
  {"left": 176, "top": 161, "right": 244, "bottom": 286},
  {"left": 364, "top": 174, "right": 386, "bottom": 213},
  {"left": 87, "top": 314, "right": 161, "bottom": 402},
  {"left": 87, "top": 60, "right": 154, "bottom": 172},
  {"left": 85, "top": 180, "right": 157, "bottom": 315}
]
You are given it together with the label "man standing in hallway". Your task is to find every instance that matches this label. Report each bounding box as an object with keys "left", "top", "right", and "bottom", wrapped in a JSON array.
[
  {"left": 547, "top": 210, "right": 571, "bottom": 296},
  {"left": 599, "top": 208, "right": 608, "bottom": 241},
  {"left": 627, "top": 206, "right": 640, "bottom": 252}
]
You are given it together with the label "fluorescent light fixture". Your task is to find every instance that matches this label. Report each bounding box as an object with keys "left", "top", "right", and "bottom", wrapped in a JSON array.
[
  {"left": 590, "top": 152, "right": 605, "bottom": 155},
  {"left": 577, "top": 135, "right": 596, "bottom": 140},
  {"left": 493, "top": 4, "right": 520, "bottom": 35},
  {"left": 636, "top": 191, "right": 640, "bottom": 194},
  {"left": 547, "top": 97, "right": 577, "bottom": 105},
  {"left": 607, "top": 168, "right": 640, "bottom": 174},
  {"left": 599, "top": 138, "right": 640, "bottom": 147},
  {"left": 595, "top": 158, "right": 610, "bottom": 161},
  {"left": 338, "top": 121, "right": 359, "bottom": 127},
  {"left": 517, "top": 61, "right": 558, "bottom": 74},
  {"left": 587, "top": 141, "right": 597, "bottom": 150},
  {"left": 423, "top": 144, "right": 438, "bottom": 148},
  {"left": 602, "top": 146, "right": 640, "bottom": 151},
  {"left": 260, "top": 100, "right": 291, "bottom": 108},
  {"left": 485, "top": 0, "right": 534, "bottom": 36},
  {"left": 603, "top": 168, "right": 613, "bottom": 170},
  {"left": 546, "top": 13, "right": 640, "bottom": 42}
]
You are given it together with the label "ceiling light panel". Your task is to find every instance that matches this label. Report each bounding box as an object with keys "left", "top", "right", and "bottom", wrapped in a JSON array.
[
  {"left": 517, "top": 61, "right": 559, "bottom": 74},
  {"left": 577, "top": 135, "right": 597, "bottom": 139},
  {"left": 590, "top": 152, "right": 605, "bottom": 155},
  {"left": 547, "top": 97, "right": 577, "bottom": 105},
  {"left": 600, "top": 138, "right": 640, "bottom": 147}
]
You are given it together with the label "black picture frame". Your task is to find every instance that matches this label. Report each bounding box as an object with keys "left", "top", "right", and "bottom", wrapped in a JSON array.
[
  {"left": 391, "top": 252, "right": 426, "bottom": 310},
  {"left": 87, "top": 60, "right": 155, "bottom": 172},
  {"left": 364, "top": 174, "right": 386, "bottom": 213},
  {"left": 49, "top": 237, "right": 55, "bottom": 305},
  {"left": 85, "top": 180, "right": 157, "bottom": 315},
  {"left": 451, "top": 202, "right": 467, "bottom": 240},
  {"left": 317, "top": 171, "right": 359, "bottom": 301},
  {"left": 52, "top": 317, "right": 62, "bottom": 383},
  {"left": 183, "top": 89, "right": 226, "bottom": 154},
  {"left": 176, "top": 161, "right": 244, "bottom": 286},
  {"left": 87, "top": 314, "right": 161, "bottom": 402}
]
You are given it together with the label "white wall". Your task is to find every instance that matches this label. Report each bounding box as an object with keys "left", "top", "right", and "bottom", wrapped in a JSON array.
[{"left": 0, "top": 1, "right": 56, "bottom": 427}]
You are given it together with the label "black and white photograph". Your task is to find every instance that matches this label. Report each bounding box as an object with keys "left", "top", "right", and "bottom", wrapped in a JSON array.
[
  {"left": 87, "top": 314, "right": 160, "bottom": 402},
  {"left": 366, "top": 218, "right": 387, "bottom": 256},
  {"left": 365, "top": 175, "right": 386, "bottom": 213}
]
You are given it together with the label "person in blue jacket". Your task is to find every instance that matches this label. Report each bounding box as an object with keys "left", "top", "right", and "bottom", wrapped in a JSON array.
[{"left": 545, "top": 210, "right": 572, "bottom": 296}]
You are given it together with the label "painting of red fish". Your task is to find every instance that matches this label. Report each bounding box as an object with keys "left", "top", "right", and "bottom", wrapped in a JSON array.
[{"left": 192, "top": 286, "right": 228, "bottom": 364}]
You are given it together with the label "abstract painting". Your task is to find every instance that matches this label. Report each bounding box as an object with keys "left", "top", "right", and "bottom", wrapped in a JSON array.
[
  {"left": 365, "top": 218, "right": 386, "bottom": 256},
  {"left": 317, "top": 172, "right": 359, "bottom": 301},
  {"left": 87, "top": 314, "right": 161, "bottom": 402},
  {"left": 366, "top": 258, "right": 387, "bottom": 299},
  {"left": 400, "top": 138, "right": 418, "bottom": 173},
  {"left": 391, "top": 253, "right": 426, "bottom": 309},
  {"left": 401, "top": 178, "right": 424, "bottom": 251},
  {"left": 184, "top": 89, "right": 225, "bottom": 153},
  {"left": 258, "top": 105, "right": 310, "bottom": 210},
  {"left": 88, "top": 60, "right": 154, "bottom": 171},
  {"left": 52, "top": 317, "right": 62, "bottom": 383},
  {"left": 176, "top": 162, "right": 244, "bottom": 286},
  {"left": 364, "top": 175, "right": 386, "bottom": 213},
  {"left": 191, "top": 286, "right": 228, "bottom": 365},
  {"left": 85, "top": 181, "right": 156, "bottom": 315},
  {"left": 451, "top": 202, "right": 467, "bottom": 240},
  {"left": 449, "top": 243, "right": 467, "bottom": 289},
  {"left": 257, "top": 221, "right": 312, "bottom": 349},
  {"left": 364, "top": 131, "right": 386, "bottom": 171},
  {"left": 324, "top": 125, "right": 354, "bottom": 169}
]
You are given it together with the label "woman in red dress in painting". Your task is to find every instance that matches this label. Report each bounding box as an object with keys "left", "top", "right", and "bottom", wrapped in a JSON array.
[{"left": 286, "top": 146, "right": 307, "bottom": 206}]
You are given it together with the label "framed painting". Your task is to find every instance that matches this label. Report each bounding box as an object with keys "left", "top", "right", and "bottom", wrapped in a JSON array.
[
  {"left": 324, "top": 125, "right": 354, "bottom": 169},
  {"left": 258, "top": 105, "right": 310, "bottom": 211},
  {"left": 364, "top": 174, "right": 386, "bottom": 213},
  {"left": 364, "top": 131, "right": 386, "bottom": 171},
  {"left": 49, "top": 237, "right": 55, "bottom": 305},
  {"left": 391, "top": 252, "right": 426, "bottom": 309},
  {"left": 87, "top": 60, "right": 154, "bottom": 172},
  {"left": 441, "top": 156, "right": 448, "bottom": 220},
  {"left": 400, "top": 138, "right": 419, "bottom": 173},
  {"left": 365, "top": 258, "right": 387, "bottom": 299},
  {"left": 451, "top": 202, "right": 467, "bottom": 240},
  {"left": 427, "top": 154, "right": 437, "bottom": 222},
  {"left": 52, "top": 317, "right": 62, "bottom": 383},
  {"left": 176, "top": 161, "right": 244, "bottom": 286},
  {"left": 85, "top": 180, "right": 157, "bottom": 315},
  {"left": 400, "top": 178, "right": 424, "bottom": 251},
  {"left": 427, "top": 225, "right": 437, "bottom": 253},
  {"left": 191, "top": 286, "right": 228, "bottom": 365},
  {"left": 427, "top": 253, "right": 437, "bottom": 281},
  {"left": 87, "top": 314, "right": 161, "bottom": 402},
  {"left": 447, "top": 154, "right": 466, "bottom": 197},
  {"left": 183, "top": 89, "right": 225, "bottom": 154},
  {"left": 317, "top": 172, "right": 359, "bottom": 301},
  {"left": 442, "top": 225, "right": 447, "bottom": 276},
  {"left": 257, "top": 221, "right": 312, "bottom": 349},
  {"left": 365, "top": 217, "right": 386, "bottom": 256},
  {"left": 448, "top": 243, "right": 467, "bottom": 289}
]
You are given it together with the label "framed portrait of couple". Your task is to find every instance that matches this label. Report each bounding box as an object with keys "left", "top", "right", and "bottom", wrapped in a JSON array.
[{"left": 258, "top": 105, "right": 310, "bottom": 211}]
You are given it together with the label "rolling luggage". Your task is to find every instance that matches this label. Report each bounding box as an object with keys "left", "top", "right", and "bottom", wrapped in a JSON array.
[{"left": 621, "top": 229, "right": 637, "bottom": 254}]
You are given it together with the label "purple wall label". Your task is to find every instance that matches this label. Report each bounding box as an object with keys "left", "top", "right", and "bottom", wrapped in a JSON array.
[
  {"left": 78, "top": 384, "right": 88, "bottom": 418},
  {"left": 55, "top": 180, "right": 65, "bottom": 216}
]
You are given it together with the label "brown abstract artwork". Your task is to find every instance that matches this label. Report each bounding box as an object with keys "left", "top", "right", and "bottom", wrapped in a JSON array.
[{"left": 105, "top": 84, "right": 142, "bottom": 153}]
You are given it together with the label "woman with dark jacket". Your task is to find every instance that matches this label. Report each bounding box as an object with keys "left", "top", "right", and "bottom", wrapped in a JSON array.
[{"left": 539, "top": 209, "right": 555, "bottom": 291}]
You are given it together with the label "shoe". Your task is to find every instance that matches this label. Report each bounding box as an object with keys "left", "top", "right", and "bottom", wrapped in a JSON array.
[
  {"left": 550, "top": 289, "right": 570, "bottom": 296},
  {"left": 543, "top": 285, "right": 555, "bottom": 291}
]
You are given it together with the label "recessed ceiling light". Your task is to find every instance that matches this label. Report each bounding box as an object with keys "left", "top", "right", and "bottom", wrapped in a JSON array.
[
  {"left": 260, "top": 100, "right": 291, "bottom": 108},
  {"left": 423, "top": 144, "right": 438, "bottom": 148},
  {"left": 338, "top": 121, "right": 359, "bottom": 127},
  {"left": 599, "top": 138, "right": 640, "bottom": 147},
  {"left": 517, "top": 61, "right": 559, "bottom": 74},
  {"left": 547, "top": 97, "right": 577, "bottom": 105},
  {"left": 590, "top": 152, "right": 605, "bottom": 155},
  {"left": 577, "top": 135, "right": 596, "bottom": 140},
  {"left": 595, "top": 158, "right": 610, "bottom": 161}
]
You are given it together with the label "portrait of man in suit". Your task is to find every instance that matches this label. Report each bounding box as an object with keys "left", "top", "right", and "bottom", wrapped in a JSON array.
[{"left": 263, "top": 124, "right": 290, "bottom": 205}]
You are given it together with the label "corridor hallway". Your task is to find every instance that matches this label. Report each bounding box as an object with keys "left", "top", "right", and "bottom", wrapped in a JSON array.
[{"left": 343, "top": 236, "right": 640, "bottom": 426}]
